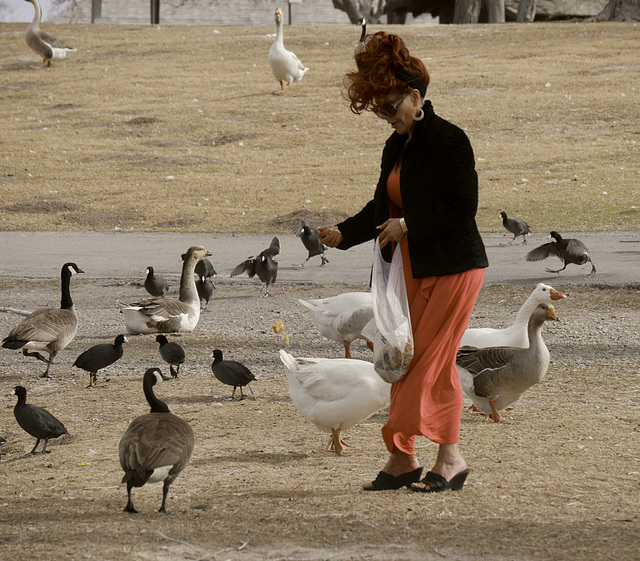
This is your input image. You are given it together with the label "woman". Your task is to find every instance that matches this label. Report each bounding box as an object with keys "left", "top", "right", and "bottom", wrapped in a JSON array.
[{"left": 319, "top": 32, "right": 488, "bottom": 493}]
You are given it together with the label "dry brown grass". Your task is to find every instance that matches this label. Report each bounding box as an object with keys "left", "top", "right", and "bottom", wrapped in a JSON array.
[{"left": 1, "top": 21, "right": 639, "bottom": 234}]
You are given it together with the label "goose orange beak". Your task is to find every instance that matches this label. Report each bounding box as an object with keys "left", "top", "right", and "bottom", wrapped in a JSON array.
[
  {"left": 547, "top": 305, "right": 559, "bottom": 321},
  {"left": 550, "top": 288, "right": 565, "bottom": 301}
]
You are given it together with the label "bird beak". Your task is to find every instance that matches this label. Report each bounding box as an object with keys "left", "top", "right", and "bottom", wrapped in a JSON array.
[
  {"left": 9, "top": 389, "right": 15, "bottom": 396},
  {"left": 550, "top": 288, "right": 565, "bottom": 301},
  {"left": 547, "top": 306, "right": 559, "bottom": 321}
]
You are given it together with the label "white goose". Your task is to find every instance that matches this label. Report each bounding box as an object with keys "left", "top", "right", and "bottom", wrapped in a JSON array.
[
  {"left": 461, "top": 283, "right": 564, "bottom": 349},
  {"left": 24, "top": 0, "right": 76, "bottom": 68},
  {"left": 268, "top": 7, "right": 308, "bottom": 95},
  {"left": 298, "top": 292, "right": 374, "bottom": 359},
  {"left": 279, "top": 349, "right": 389, "bottom": 456},
  {"left": 457, "top": 303, "right": 558, "bottom": 424},
  {"left": 119, "top": 246, "right": 210, "bottom": 334}
]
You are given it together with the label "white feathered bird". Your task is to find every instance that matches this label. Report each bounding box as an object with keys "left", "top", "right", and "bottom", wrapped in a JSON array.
[
  {"left": 461, "top": 283, "right": 564, "bottom": 349},
  {"left": 268, "top": 7, "right": 308, "bottom": 94},
  {"left": 298, "top": 292, "right": 374, "bottom": 359},
  {"left": 279, "top": 350, "right": 389, "bottom": 456},
  {"left": 457, "top": 303, "right": 558, "bottom": 424}
]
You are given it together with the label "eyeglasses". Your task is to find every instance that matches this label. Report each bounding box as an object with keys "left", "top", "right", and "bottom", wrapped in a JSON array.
[{"left": 372, "top": 94, "right": 408, "bottom": 118}]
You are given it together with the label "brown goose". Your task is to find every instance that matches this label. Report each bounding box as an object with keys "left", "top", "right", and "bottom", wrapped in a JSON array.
[
  {"left": 119, "top": 368, "right": 195, "bottom": 513},
  {"left": 2, "top": 262, "right": 83, "bottom": 378},
  {"left": 119, "top": 246, "right": 210, "bottom": 334},
  {"left": 24, "top": 0, "right": 76, "bottom": 68},
  {"left": 457, "top": 303, "right": 558, "bottom": 424}
]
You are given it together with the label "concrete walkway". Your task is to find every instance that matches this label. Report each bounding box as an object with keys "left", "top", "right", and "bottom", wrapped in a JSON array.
[{"left": 1, "top": 231, "right": 638, "bottom": 288}]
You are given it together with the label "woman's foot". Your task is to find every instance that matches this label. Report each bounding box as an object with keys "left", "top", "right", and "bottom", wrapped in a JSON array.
[
  {"left": 410, "top": 443, "right": 467, "bottom": 492},
  {"left": 362, "top": 450, "right": 421, "bottom": 490}
]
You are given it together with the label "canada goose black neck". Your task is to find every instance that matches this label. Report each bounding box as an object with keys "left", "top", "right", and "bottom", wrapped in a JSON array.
[
  {"left": 143, "top": 368, "right": 170, "bottom": 413},
  {"left": 60, "top": 262, "right": 82, "bottom": 310}
]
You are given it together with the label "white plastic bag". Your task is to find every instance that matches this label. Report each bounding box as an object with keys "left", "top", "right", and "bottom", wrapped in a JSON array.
[{"left": 370, "top": 238, "right": 414, "bottom": 383}]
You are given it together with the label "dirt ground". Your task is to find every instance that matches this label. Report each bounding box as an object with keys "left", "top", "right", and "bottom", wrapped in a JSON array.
[
  {"left": 0, "top": 275, "right": 638, "bottom": 560},
  {"left": 0, "top": 18, "right": 639, "bottom": 561}
]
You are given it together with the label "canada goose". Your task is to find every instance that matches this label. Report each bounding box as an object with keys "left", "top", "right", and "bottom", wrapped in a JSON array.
[
  {"left": 457, "top": 303, "right": 558, "bottom": 424},
  {"left": 119, "top": 246, "right": 210, "bottom": 334},
  {"left": 354, "top": 18, "right": 367, "bottom": 56},
  {"left": 526, "top": 231, "right": 596, "bottom": 275},
  {"left": 119, "top": 368, "right": 195, "bottom": 513},
  {"left": 196, "top": 275, "right": 215, "bottom": 312},
  {"left": 294, "top": 218, "right": 329, "bottom": 267},
  {"left": 230, "top": 237, "right": 280, "bottom": 296},
  {"left": 156, "top": 335, "right": 186, "bottom": 378},
  {"left": 11, "top": 385, "right": 68, "bottom": 455},
  {"left": 2, "top": 262, "right": 83, "bottom": 378},
  {"left": 211, "top": 349, "right": 256, "bottom": 399},
  {"left": 461, "top": 283, "right": 565, "bottom": 349},
  {"left": 268, "top": 7, "right": 308, "bottom": 94},
  {"left": 298, "top": 292, "right": 374, "bottom": 359},
  {"left": 24, "top": 0, "right": 76, "bottom": 68},
  {"left": 279, "top": 349, "right": 390, "bottom": 456},
  {"left": 499, "top": 211, "right": 532, "bottom": 245},
  {"left": 73, "top": 334, "right": 128, "bottom": 387},
  {"left": 144, "top": 267, "right": 169, "bottom": 297}
]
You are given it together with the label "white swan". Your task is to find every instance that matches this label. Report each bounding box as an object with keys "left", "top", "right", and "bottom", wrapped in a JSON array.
[
  {"left": 298, "top": 292, "right": 374, "bottom": 359},
  {"left": 268, "top": 7, "right": 308, "bottom": 94},
  {"left": 119, "top": 246, "right": 209, "bottom": 334},
  {"left": 279, "top": 350, "right": 389, "bottom": 456}
]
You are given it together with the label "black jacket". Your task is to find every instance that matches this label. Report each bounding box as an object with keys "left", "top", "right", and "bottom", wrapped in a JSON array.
[{"left": 336, "top": 101, "right": 488, "bottom": 278}]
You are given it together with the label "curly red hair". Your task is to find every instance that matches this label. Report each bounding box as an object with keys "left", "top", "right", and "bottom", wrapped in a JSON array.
[{"left": 344, "top": 32, "right": 430, "bottom": 115}]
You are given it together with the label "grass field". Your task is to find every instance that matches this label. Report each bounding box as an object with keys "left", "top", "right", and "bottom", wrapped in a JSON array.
[{"left": 1, "top": 21, "right": 639, "bottom": 234}]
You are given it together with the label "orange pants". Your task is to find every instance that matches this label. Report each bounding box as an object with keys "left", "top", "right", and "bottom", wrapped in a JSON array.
[{"left": 382, "top": 244, "right": 485, "bottom": 455}]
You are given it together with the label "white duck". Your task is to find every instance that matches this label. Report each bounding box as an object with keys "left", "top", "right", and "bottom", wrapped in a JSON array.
[
  {"left": 268, "top": 7, "right": 308, "bottom": 94},
  {"left": 457, "top": 303, "right": 558, "bottom": 424},
  {"left": 279, "top": 349, "right": 389, "bottom": 456},
  {"left": 24, "top": 0, "right": 76, "bottom": 68},
  {"left": 298, "top": 292, "right": 374, "bottom": 359},
  {"left": 119, "top": 246, "right": 210, "bottom": 334},
  {"left": 461, "top": 283, "right": 564, "bottom": 349}
]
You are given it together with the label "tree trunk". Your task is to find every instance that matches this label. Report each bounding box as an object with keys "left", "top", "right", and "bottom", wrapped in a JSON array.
[
  {"left": 332, "top": 0, "right": 363, "bottom": 23},
  {"left": 595, "top": 0, "right": 640, "bottom": 21},
  {"left": 516, "top": 0, "right": 537, "bottom": 22},
  {"left": 486, "top": 0, "right": 505, "bottom": 22},
  {"left": 454, "top": 0, "right": 481, "bottom": 23}
]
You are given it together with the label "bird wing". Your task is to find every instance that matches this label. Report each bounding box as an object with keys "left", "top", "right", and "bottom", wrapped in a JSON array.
[
  {"left": 294, "top": 218, "right": 309, "bottom": 237},
  {"left": 526, "top": 242, "right": 563, "bottom": 262},
  {"left": 230, "top": 259, "right": 256, "bottom": 278},
  {"left": 456, "top": 346, "right": 518, "bottom": 398},
  {"left": 40, "top": 30, "right": 74, "bottom": 50},
  {"left": 4, "top": 308, "right": 76, "bottom": 345},
  {"left": 16, "top": 404, "right": 67, "bottom": 438}
]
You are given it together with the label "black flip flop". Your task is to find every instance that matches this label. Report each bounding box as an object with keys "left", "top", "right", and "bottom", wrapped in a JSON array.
[
  {"left": 363, "top": 467, "right": 424, "bottom": 491},
  {"left": 411, "top": 469, "right": 470, "bottom": 493}
]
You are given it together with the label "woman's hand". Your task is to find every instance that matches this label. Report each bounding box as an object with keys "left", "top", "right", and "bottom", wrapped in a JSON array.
[
  {"left": 377, "top": 218, "right": 406, "bottom": 250},
  {"left": 318, "top": 226, "right": 343, "bottom": 248}
]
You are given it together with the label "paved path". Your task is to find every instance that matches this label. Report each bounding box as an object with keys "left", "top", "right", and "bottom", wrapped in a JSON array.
[{"left": 0, "top": 231, "right": 638, "bottom": 288}]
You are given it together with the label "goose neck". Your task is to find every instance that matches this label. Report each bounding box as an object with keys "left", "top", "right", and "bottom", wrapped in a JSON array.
[
  {"left": 29, "top": 0, "right": 42, "bottom": 29},
  {"left": 179, "top": 257, "right": 198, "bottom": 304},
  {"left": 60, "top": 267, "right": 74, "bottom": 310},
  {"left": 143, "top": 379, "right": 170, "bottom": 413}
]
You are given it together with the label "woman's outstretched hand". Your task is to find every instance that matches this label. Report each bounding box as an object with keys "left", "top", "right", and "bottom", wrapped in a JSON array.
[
  {"left": 377, "top": 218, "right": 406, "bottom": 249},
  {"left": 318, "top": 226, "right": 343, "bottom": 248}
]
